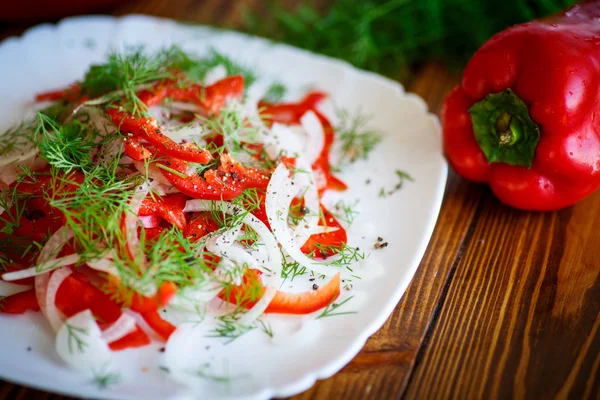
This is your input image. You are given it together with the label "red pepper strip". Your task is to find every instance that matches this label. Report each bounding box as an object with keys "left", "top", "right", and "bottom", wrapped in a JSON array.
[
  {"left": 35, "top": 84, "right": 81, "bottom": 102},
  {"left": 259, "top": 91, "right": 327, "bottom": 124},
  {"left": 130, "top": 282, "right": 178, "bottom": 314},
  {"left": 183, "top": 212, "right": 220, "bottom": 242},
  {"left": 158, "top": 154, "right": 271, "bottom": 200},
  {"left": 0, "top": 289, "right": 40, "bottom": 314},
  {"left": 123, "top": 136, "right": 155, "bottom": 161},
  {"left": 140, "top": 310, "right": 176, "bottom": 341},
  {"left": 55, "top": 272, "right": 151, "bottom": 350},
  {"left": 219, "top": 269, "right": 341, "bottom": 314},
  {"left": 139, "top": 193, "right": 188, "bottom": 231},
  {"left": 168, "top": 75, "right": 245, "bottom": 115},
  {"left": 106, "top": 108, "right": 213, "bottom": 164},
  {"left": 109, "top": 326, "right": 151, "bottom": 351},
  {"left": 313, "top": 111, "right": 348, "bottom": 193},
  {"left": 301, "top": 205, "right": 347, "bottom": 257},
  {"left": 442, "top": 2, "right": 600, "bottom": 210}
]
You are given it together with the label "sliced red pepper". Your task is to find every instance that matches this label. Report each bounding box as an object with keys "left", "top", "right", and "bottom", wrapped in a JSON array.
[
  {"left": 35, "top": 84, "right": 81, "bottom": 103},
  {"left": 219, "top": 269, "right": 341, "bottom": 314},
  {"left": 168, "top": 75, "right": 245, "bottom": 115},
  {"left": 139, "top": 193, "right": 188, "bottom": 230},
  {"left": 141, "top": 310, "right": 176, "bottom": 341},
  {"left": 158, "top": 154, "right": 270, "bottom": 200},
  {"left": 130, "top": 281, "right": 178, "bottom": 314},
  {"left": 56, "top": 272, "right": 152, "bottom": 350},
  {"left": 107, "top": 108, "right": 212, "bottom": 164},
  {"left": 183, "top": 212, "right": 220, "bottom": 242},
  {"left": 108, "top": 326, "right": 151, "bottom": 351},
  {"left": 301, "top": 205, "right": 347, "bottom": 257},
  {"left": 0, "top": 289, "right": 40, "bottom": 314}
]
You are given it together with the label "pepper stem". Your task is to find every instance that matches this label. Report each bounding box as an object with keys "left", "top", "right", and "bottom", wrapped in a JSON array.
[{"left": 468, "top": 89, "right": 540, "bottom": 168}]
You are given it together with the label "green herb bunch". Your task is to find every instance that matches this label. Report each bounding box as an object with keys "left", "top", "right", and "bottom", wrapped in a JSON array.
[{"left": 242, "top": 0, "right": 576, "bottom": 76}]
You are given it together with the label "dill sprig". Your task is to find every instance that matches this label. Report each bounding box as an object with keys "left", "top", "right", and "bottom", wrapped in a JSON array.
[
  {"left": 316, "top": 295, "right": 357, "bottom": 319},
  {"left": 65, "top": 323, "right": 89, "bottom": 354},
  {"left": 263, "top": 81, "right": 287, "bottom": 103},
  {"left": 335, "top": 108, "right": 382, "bottom": 165},
  {"left": 171, "top": 47, "right": 257, "bottom": 87},
  {"left": 91, "top": 369, "right": 121, "bottom": 390},
  {"left": 332, "top": 200, "right": 359, "bottom": 227}
]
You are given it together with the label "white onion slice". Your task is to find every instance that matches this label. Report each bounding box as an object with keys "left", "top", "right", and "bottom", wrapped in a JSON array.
[
  {"left": 45, "top": 267, "right": 73, "bottom": 332},
  {"left": 266, "top": 163, "right": 348, "bottom": 277},
  {"left": 2, "top": 254, "right": 80, "bottom": 281},
  {"left": 291, "top": 158, "right": 320, "bottom": 247},
  {"left": 56, "top": 310, "right": 112, "bottom": 372},
  {"left": 183, "top": 200, "right": 282, "bottom": 325},
  {"left": 35, "top": 226, "right": 73, "bottom": 320},
  {"left": 0, "top": 280, "right": 31, "bottom": 297},
  {"left": 300, "top": 111, "right": 325, "bottom": 165},
  {"left": 125, "top": 183, "right": 149, "bottom": 262},
  {"left": 87, "top": 250, "right": 120, "bottom": 277},
  {"left": 101, "top": 313, "right": 137, "bottom": 343}
]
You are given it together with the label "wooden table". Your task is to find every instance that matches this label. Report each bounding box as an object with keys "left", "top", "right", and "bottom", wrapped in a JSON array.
[{"left": 1, "top": 1, "right": 599, "bottom": 399}]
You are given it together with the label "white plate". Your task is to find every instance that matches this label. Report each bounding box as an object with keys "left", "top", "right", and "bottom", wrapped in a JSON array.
[{"left": 0, "top": 15, "right": 447, "bottom": 400}]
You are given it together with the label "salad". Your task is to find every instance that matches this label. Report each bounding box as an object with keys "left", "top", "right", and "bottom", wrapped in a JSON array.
[{"left": 0, "top": 46, "right": 381, "bottom": 378}]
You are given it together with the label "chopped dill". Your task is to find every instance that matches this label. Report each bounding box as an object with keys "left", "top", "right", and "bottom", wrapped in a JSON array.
[
  {"left": 263, "top": 81, "right": 287, "bottom": 103},
  {"left": 333, "top": 200, "right": 360, "bottom": 227},
  {"left": 316, "top": 295, "right": 357, "bottom": 319},
  {"left": 91, "top": 368, "right": 121, "bottom": 390},
  {"left": 335, "top": 108, "right": 382, "bottom": 165},
  {"left": 65, "top": 323, "right": 89, "bottom": 354}
]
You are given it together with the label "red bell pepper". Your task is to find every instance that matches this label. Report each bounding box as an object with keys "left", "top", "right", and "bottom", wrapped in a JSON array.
[{"left": 442, "top": 1, "right": 600, "bottom": 210}]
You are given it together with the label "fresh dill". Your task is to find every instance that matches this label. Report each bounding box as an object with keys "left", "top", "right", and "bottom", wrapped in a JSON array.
[
  {"left": 207, "top": 313, "right": 254, "bottom": 344},
  {"left": 379, "top": 169, "right": 414, "bottom": 198},
  {"left": 335, "top": 108, "right": 382, "bottom": 165},
  {"left": 313, "top": 242, "right": 366, "bottom": 271},
  {"left": 91, "top": 368, "right": 121, "bottom": 390},
  {"left": 257, "top": 319, "right": 274, "bottom": 338},
  {"left": 316, "top": 295, "right": 357, "bottom": 319},
  {"left": 332, "top": 200, "right": 359, "bottom": 227},
  {"left": 65, "top": 323, "right": 89, "bottom": 354},
  {"left": 263, "top": 81, "right": 287, "bottom": 103}
]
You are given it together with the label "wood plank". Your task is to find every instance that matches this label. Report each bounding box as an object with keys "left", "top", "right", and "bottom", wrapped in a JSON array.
[{"left": 404, "top": 188, "right": 600, "bottom": 399}]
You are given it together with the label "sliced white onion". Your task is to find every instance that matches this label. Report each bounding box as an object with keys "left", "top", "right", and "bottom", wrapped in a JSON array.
[
  {"left": 2, "top": 253, "right": 80, "bottom": 281},
  {"left": 300, "top": 111, "right": 325, "bottom": 165},
  {"left": 266, "top": 163, "right": 348, "bottom": 277},
  {"left": 124, "top": 183, "right": 149, "bottom": 262},
  {"left": 0, "top": 280, "right": 31, "bottom": 297},
  {"left": 35, "top": 226, "right": 73, "bottom": 320},
  {"left": 86, "top": 249, "right": 120, "bottom": 277},
  {"left": 162, "top": 123, "right": 206, "bottom": 144},
  {"left": 266, "top": 123, "right": 304, "bottom": 159},
  {"left": 0, "top": 147, "right": 37, "bottom": 169},
  {"left": 291, "top": 158, "right": 320, "bottom": 247},
  {"left": 56, "top": 309, "right": 112, "bottom": 372},
  {"left": 45, "top": 267, "right": 73, "bottom": 332},
  {"left": 183, "top": 200, "right": 282, "bottom": 325},
  {"left": 101, "top": 313, "right": 137, "bottom": 343}
]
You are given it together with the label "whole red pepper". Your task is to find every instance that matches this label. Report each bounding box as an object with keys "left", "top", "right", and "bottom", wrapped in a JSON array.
[{"left": 442, "top": 1, "right": 600, "bottom": 210}]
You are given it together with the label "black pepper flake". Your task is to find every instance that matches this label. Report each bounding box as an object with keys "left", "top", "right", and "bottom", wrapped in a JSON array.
[
  {"left": 27, "top": 346, "right": 32, "bottom": 352},
  {"left": 320, "top": 250, "right": 328, "bottom": 259},
  {"left": 205, "top": 345, "right": 210, "bottom": 350},
  {"left": 366, "top": 179, "right": 371, "bottom": 185},
  {"left": 374, "top": 241, "right": 388, "bottom": 249},
  {"left": 159, "top": 347, "right": 166, "bottom": 353},
  {"left": 377, "top": 237, "right": 383, "bottom": 242},
  {"left": 309, "top": 278, "right": 315, "bottom": 282},
  {"left": 300, "top": 206, "right": 309, "bottom": 215},
  {"left": 155, "top": 128, "right": 161, "bottom": 133},
  {"left": 312, "top": 283, "right": 319, "bottom": 290}
]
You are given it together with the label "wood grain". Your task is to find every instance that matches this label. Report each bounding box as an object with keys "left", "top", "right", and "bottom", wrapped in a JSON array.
[
  {"left": 1, "top": 1, "right": 600, "bottom": 399},
  {"left": 404, "top": 189, "right": 600, "bottom": 400}
]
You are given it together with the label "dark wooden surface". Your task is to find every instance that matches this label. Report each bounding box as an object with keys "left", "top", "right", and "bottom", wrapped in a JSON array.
[{"left": 1, "top": 1, "right": 599, "bottom": 399}]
